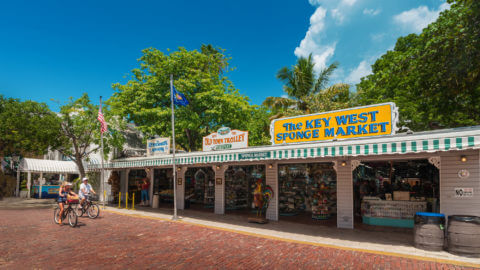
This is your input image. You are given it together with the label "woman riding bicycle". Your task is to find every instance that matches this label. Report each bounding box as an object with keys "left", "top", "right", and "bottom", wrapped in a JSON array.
[{"left": 57, "top": 182, "right": 77, "bottom": 224}]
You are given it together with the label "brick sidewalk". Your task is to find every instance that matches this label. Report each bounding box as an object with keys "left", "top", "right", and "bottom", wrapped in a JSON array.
[{"left": 0, "top": 209, "right": 477, "bottom": 269}]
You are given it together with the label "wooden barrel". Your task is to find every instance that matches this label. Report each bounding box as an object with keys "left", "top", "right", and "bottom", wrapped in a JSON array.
[
  {"left": 414, "top": 212, "right": 445, "bottom": 251},
  {"left": 447, "top": 215, "right": 480, "bottom": 257}
]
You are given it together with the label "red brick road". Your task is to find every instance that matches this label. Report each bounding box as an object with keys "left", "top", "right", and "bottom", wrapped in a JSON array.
[{"left": 0, "top": 208, "right": 476, "bottom": 269}]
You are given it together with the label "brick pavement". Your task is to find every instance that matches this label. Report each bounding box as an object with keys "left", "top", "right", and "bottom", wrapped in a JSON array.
[{"left": 0, "top": 208, "right": 478, "bottom": 270}]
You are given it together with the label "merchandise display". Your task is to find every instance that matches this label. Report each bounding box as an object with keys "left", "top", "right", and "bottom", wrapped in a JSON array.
[
  {"left": 224, "top": 165, "right": 265, "bottom": 211},
  {"left": 278, "top": 163, "right": 337, "bottom": 219},
  {"left": 191, "top": 169, "right": 215, "bottom": 208},
  {"left": 353, "top": 159, "right": 440, "bottom": 227},
  {"left": 361, "top": 199, "right": 427, "bottom": 219}
]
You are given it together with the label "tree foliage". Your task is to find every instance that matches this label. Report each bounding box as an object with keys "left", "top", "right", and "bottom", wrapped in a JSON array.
[
  {"left": 356, "top": 0, "right": 480, "bottom": 130},
  {"left": 263, "top": 54, "right": 353, "bottom": 119},
  {"left": 54, "top": 93, "right": 124, "bottom": 178},
  {"left": 0, "top": 95, "right": 60, "bottom": 157},
  {"left": 109, "top": 46, "right": 257, "bottom": 151}
]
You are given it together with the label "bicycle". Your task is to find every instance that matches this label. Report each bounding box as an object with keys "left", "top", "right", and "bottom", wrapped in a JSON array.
[
  {"left": 75, "top": 194, "right": 100, "bottom": 219},
  {"left": 53, "top": 199, "right": 78, "bottom": 227}
]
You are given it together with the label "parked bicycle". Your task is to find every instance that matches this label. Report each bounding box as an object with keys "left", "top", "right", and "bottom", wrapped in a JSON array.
[
  {"left": 75, "top": 194, "right": 100, "bottom": 219},
  {"left": 53, "top": 200, "right": 78, "bottom": 227}
]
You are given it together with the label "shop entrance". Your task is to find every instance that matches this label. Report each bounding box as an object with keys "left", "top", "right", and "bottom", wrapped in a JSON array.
[
  {"left": 353, "top": 159, "right": 439, "bottom": 229},
  {"left": 153, "top": 168, "right": 173, "bottom": 206},
  {"left": 278, "top": 163, "right": 337, "bottom": 226},
  {"left": 224, "top": 165, "right": 265, "bottom": 215},
  {"left": 185, "top": 167, "right": 215, "bottom": 211},
  {"left": 128, "top": 169, "right": 147, "bottom": 205}
]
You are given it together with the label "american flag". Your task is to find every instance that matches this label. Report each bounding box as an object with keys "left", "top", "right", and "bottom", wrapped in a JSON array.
[{"left": 97, "top": 107, "right": 108, "bottom": 133}]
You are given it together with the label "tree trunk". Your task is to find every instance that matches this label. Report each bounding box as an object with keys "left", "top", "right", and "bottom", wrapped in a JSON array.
[{"left": 74, "top": 154, "right": 86, "bottom": 179}]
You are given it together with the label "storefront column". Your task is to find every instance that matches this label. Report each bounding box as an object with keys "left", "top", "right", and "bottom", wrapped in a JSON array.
[
  {"left": 265, "top": 162, "right": 278, "bottom": 221},
  {"left": 16, "top": 170, "right": 20, "bottom": 197},
  {"left": 176, "top": 167, "right": 187, "bottom": 210},
  {"left": 120, "top": 169, "right": 129, "bottom": 203},
  {"left": 103, "top": 170, "right": 112, "bottom": 203},
  {"left": 148, "top": 168, "right": 154, "bottom": 207},
  {"left": 39, "top": 173, "right": 43, "bottom": 199},
  {"left": 27, "top": 172, "right": 31, "bottom": 199},
  {"left": 213, "top": 165, "right": 228, "bottom": 214},
  {"left": 336, "top": 160, "right": 354, "bottom": 229}
]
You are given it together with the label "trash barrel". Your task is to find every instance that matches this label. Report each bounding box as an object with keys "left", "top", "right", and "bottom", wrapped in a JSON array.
[
  {"left": 152, "top": 194, "right": 159, "bottom": 208},
  {"left": 414, "top": 212, "right": 445, "bottom": 251},
  {"left": 447, "top": 215, "right": 480, "bottom": 257}
]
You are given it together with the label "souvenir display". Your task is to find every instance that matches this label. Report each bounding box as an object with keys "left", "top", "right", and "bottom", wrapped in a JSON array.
[
  {"left": 278, "top": 165, "right": 307, "bottom": 216},
  {"left": 279, "top": 163, "right": 337, "bottom": 218},
  {"left": 308, "top": 168, "right": 337, "bottom": 220},
  {"left": 225, "top": 168, "right": 249, "bottom": 210}
]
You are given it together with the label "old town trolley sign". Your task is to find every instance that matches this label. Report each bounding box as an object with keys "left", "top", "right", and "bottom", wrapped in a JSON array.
[{"left": 270, "top": 103, "right": 399, "bottom": 145}]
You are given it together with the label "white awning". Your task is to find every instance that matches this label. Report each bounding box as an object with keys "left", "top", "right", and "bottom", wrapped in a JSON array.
[{"left": 18, "top": 158, "right": 79, "bottom": 174}]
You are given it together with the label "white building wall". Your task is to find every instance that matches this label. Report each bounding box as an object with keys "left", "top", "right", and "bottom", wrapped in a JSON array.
[
  {"left": 336, "top": 160, "right": 354, "bottom": 229},
  {"left": 440, "top": 149, "right": 480, "bottom": 218},
  {"left": 265, "top": 162, "right": 278, "bottom": 221},
  {"left": 214, "top": 165, "right": 227, "bottom": 214}
]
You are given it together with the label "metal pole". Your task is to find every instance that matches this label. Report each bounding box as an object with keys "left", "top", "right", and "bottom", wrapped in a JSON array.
[
  {"left": 100, "top": 96, "right": 106, "bottom": 209},
  {"left": 170, "top": 74, "right": 178, "bottom": 220}
]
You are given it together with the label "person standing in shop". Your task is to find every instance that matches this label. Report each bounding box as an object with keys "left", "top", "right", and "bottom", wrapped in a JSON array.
[{"left": 140, "top": 177, "right": 150, "bottom": 206}]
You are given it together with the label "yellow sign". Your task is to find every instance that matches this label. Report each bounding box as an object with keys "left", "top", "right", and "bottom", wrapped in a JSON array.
[{"left": 270, "top": 103, "right": 398, "bottom": 145}]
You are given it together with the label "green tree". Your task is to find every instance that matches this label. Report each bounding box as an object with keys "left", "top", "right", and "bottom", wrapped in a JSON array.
[
  {"left": 0, "top": 95, "right": 60, "bottom": 157},
  {"left": 109, "top": 46, "right": 254, "bottom": 151},
  {"left": 356, "top": 0, "right": 480, "bottom": 130},
  {"left": 263, "top": 54, "right": 350, "bottom": 118},
  {"left": 54, "top": 93, "right": 124, "bottom": 178}
]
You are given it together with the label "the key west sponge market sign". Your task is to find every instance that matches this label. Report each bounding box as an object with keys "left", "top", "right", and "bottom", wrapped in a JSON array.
[{"left": 271, "top": 103, "right": 399, "bottom": 145}]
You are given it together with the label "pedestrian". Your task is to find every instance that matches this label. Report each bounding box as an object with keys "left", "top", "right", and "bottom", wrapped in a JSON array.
[{"left": 140, "top": 177, "right": 150, "bottom": 206}]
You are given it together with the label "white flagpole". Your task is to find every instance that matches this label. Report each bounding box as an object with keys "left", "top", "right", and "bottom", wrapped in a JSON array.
[
  {"left": 100, "top": 96, "right": 106, "bottom": 210},
  {"left": 170, "top": 74, "right": 178, "bottom": 220}
]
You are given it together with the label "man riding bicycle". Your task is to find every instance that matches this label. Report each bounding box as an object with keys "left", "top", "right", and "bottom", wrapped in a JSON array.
[{"left": 79, "top": 177, "right": 96, "bottom": 209}]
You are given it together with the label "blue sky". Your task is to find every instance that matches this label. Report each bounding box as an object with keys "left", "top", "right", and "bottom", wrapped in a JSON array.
[{"left": 0, "top": 0, "right": 449, "bottom": 111}]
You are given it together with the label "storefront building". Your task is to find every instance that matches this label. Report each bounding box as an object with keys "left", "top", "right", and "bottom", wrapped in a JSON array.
[{"left": 89, "top": 104, "right": 480, "bottom": 229}]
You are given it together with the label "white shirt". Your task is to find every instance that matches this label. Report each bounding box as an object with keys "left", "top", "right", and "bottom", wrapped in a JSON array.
[{"left": 79, "top": 183, "right": 92, "bottom": 197}]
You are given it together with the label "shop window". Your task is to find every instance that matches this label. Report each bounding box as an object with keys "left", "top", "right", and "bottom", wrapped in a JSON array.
[
  {"left": 128, "top": 169, "right": 147, "bottom": 203},
  {"left": 185, "top": 167, "right": 215, "bottom": 208},
  {"left": 353, "top": 159, "right": 440, "bottom": 227},
  {"left": 224, "top": 165, "right": 265, "bottom": 211},
  {"left": 278, "top": 163, "right": 336, "bottom": 220},
  {"left": 154, "top": 169, "right": 173, "bottom": 203}
]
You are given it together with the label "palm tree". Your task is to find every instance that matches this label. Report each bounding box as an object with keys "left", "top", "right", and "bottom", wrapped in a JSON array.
[{"left": 263, "top": 54, "right": 342, "bottom": 119}]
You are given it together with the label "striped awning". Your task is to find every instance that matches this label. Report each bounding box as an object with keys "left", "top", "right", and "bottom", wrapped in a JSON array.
[
  {"left": 19, "top": 158, "right": 80, "bottom": 174},
  {"left": 87, "top": 126, "right": 480, "bottom": 170}
]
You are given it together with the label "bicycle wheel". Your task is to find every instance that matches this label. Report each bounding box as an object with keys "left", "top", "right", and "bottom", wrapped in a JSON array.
[
  {"left": 87, "top": 203, "right": 100, "bottom": 219},
  {"left": 75, "top": 204, "right": 84, "bottom": 217},
  {"left": 67, "top": 209, "right": 78, "bottom": 227},
  {"left": 53, "top": 207, "right": 61, "bottom": 224}
]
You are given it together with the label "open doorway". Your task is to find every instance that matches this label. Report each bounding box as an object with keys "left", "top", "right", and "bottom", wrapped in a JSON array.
[
  {"left": 185, "top": 167, "right": 215, "bottom": 211},
  {"left": 153, "top": 168, "right": 173, "bottom": 207},
  {"left": 224, "top": 165, "right": 265, "bottom": 216},
  {"left": 278, "top": 162, "right": 337, "bottom": 226},
  {"left": 353, "top": 159, "right": 439, "bottom": 229}
]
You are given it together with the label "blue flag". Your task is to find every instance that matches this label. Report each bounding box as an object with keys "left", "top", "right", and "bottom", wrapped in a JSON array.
[{"left": 172, "top": 85, "right": 189, "bottom": 106}]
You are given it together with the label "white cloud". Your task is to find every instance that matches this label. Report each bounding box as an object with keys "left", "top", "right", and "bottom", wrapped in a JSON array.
[
  {"left": 295, "top": 0, "right": 361, "bottom": 73},
  {"left": 393, "top": 2, "right": 450, "bottom": 33},
  {"left": 363, "top": 8, "right": 381, "bottom": 16},
  {"left": 345, "top": 60, "right": 372, "bottom": 85},
  {"left": 294, "top": 7, "right": 337, "bottom": 72},
  {"left": 370, "top": 33, "right": 385, "bottom": 42}
]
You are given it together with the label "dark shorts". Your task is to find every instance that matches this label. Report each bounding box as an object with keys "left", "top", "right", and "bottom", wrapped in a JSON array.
[{"left": 57, "top": 197, "right": 66, "bottom": 203}]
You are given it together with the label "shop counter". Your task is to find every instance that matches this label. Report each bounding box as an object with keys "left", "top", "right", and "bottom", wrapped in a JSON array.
[
  {"left": 33, "top": 185, "right": 60, "bottom": 199},
  {"left": 361, "top": 199, "right": 427, "bottom": 228}
]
